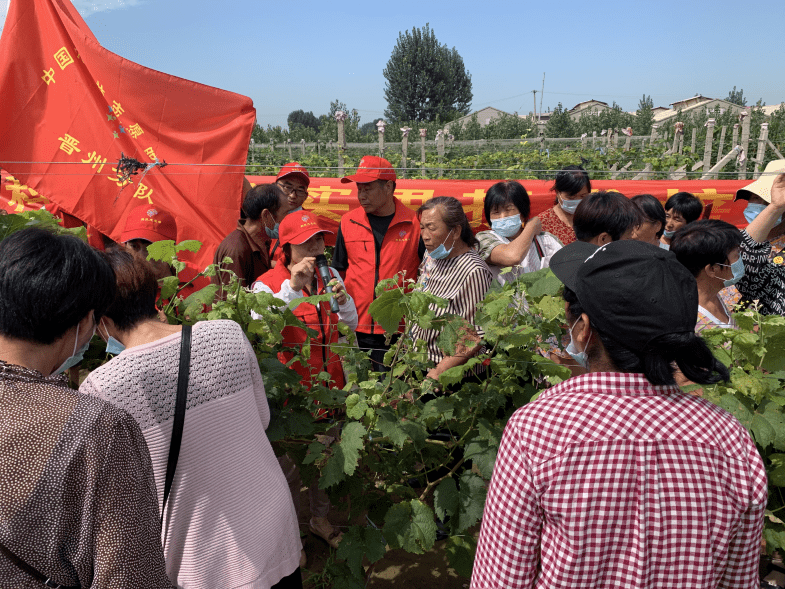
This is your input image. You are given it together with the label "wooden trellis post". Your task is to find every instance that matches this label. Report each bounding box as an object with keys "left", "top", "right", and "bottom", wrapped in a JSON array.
[
  {"left": 437, "top": 130, "right": 445, "bottom": 178},
  {"left": 739, "top": 112, "right": 751, "bottom": 179},
  {"left": 702, "top": 118, "right": 715, "bottom": 174},
  {"left": 419, "top": 128, "right": 427, "bottom": 176},
  {"left": 375, "top": 120, "right": 385, "bottom": 157},
  {"left": 651, "top": 124, "right": 659, "bottom": 143},
  {"left": 300, "top": 139, "right": 306, "bottom": 156},
  {"left": 269, "top": 139, "right": 274, "bottom": 152},
  {"left": 400, "top": 127, "right": 411, "bottom": 179},
  {"left": 690, "top": 128, "right": 697, "bottom": 154},
  {"left": 335, "top": 111, "right": 347, "bottom": 177},
  {"left": 754, "top": 123, "right": 770, "bottom": 178},
  {"left": 715, "top": 125, "right": 727, "bottom": 169}
]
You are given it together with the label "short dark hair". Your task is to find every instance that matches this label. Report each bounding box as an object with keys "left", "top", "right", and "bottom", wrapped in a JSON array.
[
  {"left": 418, "top": 196, "right": 477, "bottom": 247},
  {"left": 670, "top": 220, "right": 742, "bottom": 277},
  {"left": 483, "top": 181, "right": 531, "bottom": 224},
  {"left": 631, "top": 194, "right": 666, "bottom": 238},
  {"left": 242, "top": 184, "right": 285, "bottom": 221},
  {"left": 100, "top": 249, "right": 160, "bottom": 331},
  {"left": 282, "top": 243, "right": 292, "bottom": 267},
  {"left": 552, "top": 165, "right": 591, "bottom": 197},
  {"left": 573, "top": 191, "right": 641, "bottom": 242},
  {"left": 376, "top": 178, "right": 396, "bottom": 192},
  {"left": 0, "top": 228, "right": 115, "bottom": 344},
  {"left": 664, "top": 192, "right": 703, "bottom": 223},
  {"left": 563, "top": 286, "right": 728, "bottom": 386}
]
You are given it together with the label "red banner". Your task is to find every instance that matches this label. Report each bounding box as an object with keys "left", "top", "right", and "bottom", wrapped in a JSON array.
[
  {"left": 0, "top": 0, "right": 255, "bottom": 269},
  {"left": 247, "top": 177, "right": 752, "bottom": 234}
]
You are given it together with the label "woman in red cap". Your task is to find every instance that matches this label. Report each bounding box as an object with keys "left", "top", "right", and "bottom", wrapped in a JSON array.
[{"left": 252, "top": 211, "right": 357, "bottom": 557}]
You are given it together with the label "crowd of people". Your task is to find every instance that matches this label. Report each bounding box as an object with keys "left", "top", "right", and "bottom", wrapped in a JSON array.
[{"left": 1, "top": 154, "right": 785, "bottom": 587}]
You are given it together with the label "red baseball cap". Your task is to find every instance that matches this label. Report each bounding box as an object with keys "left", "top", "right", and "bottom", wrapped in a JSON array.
[
  {"left": 276, "top": 162, "right": 310, "bottom": 186},
  {"left": 279, "top": 211, "right": 333, "bottom": 246},
  {"left": 341, "top": 156, "right": 396, "bottom": 184},
  {"left": 119, "top": 205, "right": 177, "bottom": 243}
]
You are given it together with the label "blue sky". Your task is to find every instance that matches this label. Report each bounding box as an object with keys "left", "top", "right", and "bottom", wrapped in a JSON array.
[{"left": 2, "top": 0, "right": 784, "bottom": 128}]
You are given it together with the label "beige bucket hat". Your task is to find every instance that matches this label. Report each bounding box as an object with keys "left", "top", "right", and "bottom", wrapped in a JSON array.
[{"left": 735, "top": 159, "right": 785, "bottom": 202}]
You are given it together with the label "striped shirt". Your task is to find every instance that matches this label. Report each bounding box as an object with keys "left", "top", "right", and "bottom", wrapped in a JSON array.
[
  {"left": 472, "top": 372, "right": 767, "bottom": 589},
  {"left": 410, "top": 250, "right": 493, "bottom": 365}
]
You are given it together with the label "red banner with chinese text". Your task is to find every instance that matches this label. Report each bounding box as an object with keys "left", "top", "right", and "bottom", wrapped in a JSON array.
[
  {"left": 0, "top": 0, "right": 255, "bottom": 269},
  {"left": 246, "top": 177, "right": 752, "bottom": 233},
  {"left": 3, "top": 173, "right": 753, "bottom": 248}
]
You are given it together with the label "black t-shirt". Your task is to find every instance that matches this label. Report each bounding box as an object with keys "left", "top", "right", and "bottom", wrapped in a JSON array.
[{"left": 332, "top": 214, "right": 425, "bottom": 271}]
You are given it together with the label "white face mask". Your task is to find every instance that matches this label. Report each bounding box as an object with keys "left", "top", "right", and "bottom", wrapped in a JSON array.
[
  {"left": 53, "top": 320, "right": 96, "bottom": 375},
  {"left": 565, "top": 318, "right": 591, "bottom": 369},
  {"left": 558, "top": 195, "right": 582, "bottom": 215}
]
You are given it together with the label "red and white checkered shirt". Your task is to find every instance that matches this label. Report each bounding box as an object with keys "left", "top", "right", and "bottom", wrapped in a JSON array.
[{"left": 471, "top": 372, "right": 767, "bottom": 589}]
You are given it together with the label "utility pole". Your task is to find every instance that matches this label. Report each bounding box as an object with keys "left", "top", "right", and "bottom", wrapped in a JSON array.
[
  {"left": 540, "top": 73, "right": 545, "bottom": 121},
  {"left": 532, "top": 90, "right": 538, "bottom": 122}
]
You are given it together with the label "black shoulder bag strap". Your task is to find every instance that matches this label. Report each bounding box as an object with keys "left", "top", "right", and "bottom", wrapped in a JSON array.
[
  {"left": 161, "top": 324, "right": 192, "bottom": 527},
  {"left": 533, "top": 235, "right": 545, "bottom": 261},
  {"left": 0, "top": 540, "right": 80, "bottom": 588}
]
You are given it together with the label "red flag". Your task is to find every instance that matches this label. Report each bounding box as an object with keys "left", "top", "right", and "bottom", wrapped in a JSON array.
[{"left": 0, "top": 0, "right": 255, "bottom": 270}]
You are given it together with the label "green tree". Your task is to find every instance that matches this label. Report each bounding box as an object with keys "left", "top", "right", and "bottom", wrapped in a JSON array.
[
  {"left": 360, "top": 118, "right": 384, "bottom": 138},
  {"left": 383, "top": 23, "right": 472, "bottom": 122},
  {"left": 544, "top": 103, "right": 575, "bottom": 138},
  {"left": 633, "top": 94, "right": 654, "bottom": 136},
  {"left": 287, "top": 109, "right": 320, "bottom": 132},
  {"left": 726, "top": 86, "right": 747, "bottom": 106},
  {"left": 318, "top": 100, "right": 364, "bottom": 143}
]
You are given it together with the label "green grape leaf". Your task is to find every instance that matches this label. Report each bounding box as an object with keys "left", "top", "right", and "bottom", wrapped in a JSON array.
[
  {"left": 433, "top": 477, "right": 459, "bottom": 520},
  {"left": 445, "top": 534, "right": 477, "bottom": 578},
  {"left": 146, "top": 239, "right": 175, "bottom": 262},
  {"left": 319, "top": 446, "right": 347, "bottom": 489},
  {"left": 336, "top": 525, "right": 387, "bottom": 579},
  {"left": 383, "top": 500, "right": 437, "bottom": 554},
  {"left": 345, "top": 393, "right": 369, "bottom": 420},
  {"left": 159, "top": 275, "right": 180, "bottom": 301},
  {"left": 751, "top": 413, "right": 777, "bottom": 450},
  {"left": 464, "top": 440, "right": 498, "bottom": 480},
  {"left": 368, "top": 288, "right": 406, "bottom": 334},
  {"left": 455, "top": 472, "right": 487, "bottom": 534},
  {"left": 376, "top": 409, "right": 409, "bottom": 448},
  {"left": 174, "top": 239, "right": 202, "bottom": 253},
  {"left": 340, "top": 421, "right": 366, "bottom": 476},
  {"left": 302, "top": 441, "right": 326, "bottom": 465},
  {"left": 717, "top": 393, "right": 753, "bottom": 428}
]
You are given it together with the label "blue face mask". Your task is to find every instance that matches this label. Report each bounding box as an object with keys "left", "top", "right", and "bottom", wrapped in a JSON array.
[
  {"left": 100, "top": 320, "right": 125, "bottom": 355},
  {"left": 717, "top": 257, "right": 745, "bottom": 287},
  {"left": 491, "top": 214, "right": 522, "bottom": 238},
  {"left": 53, "top": 322, "right": 95, "bottom": 375},
  {"left": 659, "top": 241, "right": 670, "bottom": 250},
  {"left": 288, "top": 206, "right": 303, "bottom": 213},
  {"left": 559, "top": 196, "right": 582, "bottom": 215},
  {"left": 428, "top": 229, "right": 456, "bottom": 260},
  {"left": 662, "top": 229, "right": 676, "bottom": 239},
  {"left": 265, "top": 222, "right": 279, "bottom": 239},
  {"left": 744, "top": 202, "right": 782, "bottom": 226},
  {"left": 565, "top": 319, "right": 591, "bottom": 369}
]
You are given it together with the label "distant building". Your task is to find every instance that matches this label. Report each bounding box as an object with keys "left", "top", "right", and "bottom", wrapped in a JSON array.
[
  {"left": 447, "top": 106, "right": 511, "bottom": 130},
  {"left": 568, "top": 99, "right": 610, "bottom": 121},
  {"left": 653, "top": 96, "right": 743, "bottom": 124}
]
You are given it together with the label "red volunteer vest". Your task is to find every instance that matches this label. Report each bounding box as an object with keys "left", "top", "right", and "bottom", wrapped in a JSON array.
[
  {"left": 258, "top": 263, "right": 346, "bottom": 389},
  {"left": 340, "top": 198, "right": 420, "bottom": 335}
]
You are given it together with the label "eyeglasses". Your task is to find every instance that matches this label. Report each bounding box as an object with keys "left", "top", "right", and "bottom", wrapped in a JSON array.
[{"left": 277, "top": 181, "right": 308, "bottom": 198}]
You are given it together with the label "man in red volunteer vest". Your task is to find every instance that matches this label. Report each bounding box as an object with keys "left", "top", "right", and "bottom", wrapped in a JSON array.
[
  {"left": 252, "top": 211, "right": 358, "bottom": 387},
  {"left": 333, "top": 156, "right": 424, "bottom": 371}
]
